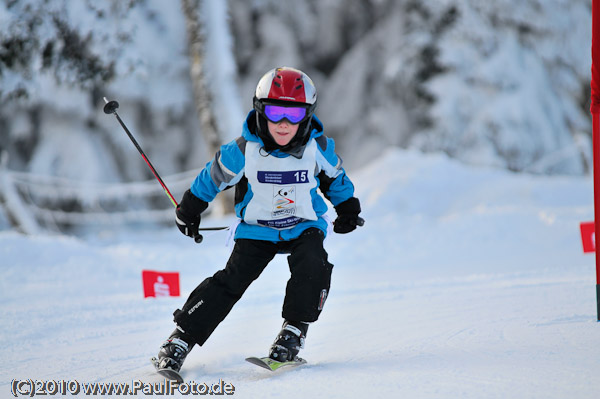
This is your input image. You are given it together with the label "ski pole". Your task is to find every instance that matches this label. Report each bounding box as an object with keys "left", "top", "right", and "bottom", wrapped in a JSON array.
[{"left": 102, "top": 97, "right": 227, "bottom": 243}]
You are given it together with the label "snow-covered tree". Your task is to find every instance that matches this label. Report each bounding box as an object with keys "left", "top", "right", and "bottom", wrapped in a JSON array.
[
  {"left": 0, "top": 0, "right": 127, "bottom": 102},
  {"left": 228, "top": 0, "right": 592, "bottom": 174},
  {"left": 416, "top": 0, "right": 592, "bottom": 174}
]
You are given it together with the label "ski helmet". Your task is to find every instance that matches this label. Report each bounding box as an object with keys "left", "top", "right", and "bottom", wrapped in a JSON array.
[{"left": 253, "top": 67, "right": 317, "bottom": 152}]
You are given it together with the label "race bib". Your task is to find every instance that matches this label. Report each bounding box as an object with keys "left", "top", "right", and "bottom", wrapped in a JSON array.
[{"left": 244, "top": 141, "right": 318, "bottom": 229}]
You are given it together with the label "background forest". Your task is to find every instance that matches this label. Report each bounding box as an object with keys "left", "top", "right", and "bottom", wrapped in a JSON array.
[{"left": 0, "top": 0, "right": 593, "bottom": 234}]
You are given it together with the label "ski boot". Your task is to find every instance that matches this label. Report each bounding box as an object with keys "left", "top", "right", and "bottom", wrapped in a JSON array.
[
  {"left": 154, "top": 328, "right": 195, "bottom": 373},
  {"left": 269, "top": 321, "right": 308, "bottom": 362}
]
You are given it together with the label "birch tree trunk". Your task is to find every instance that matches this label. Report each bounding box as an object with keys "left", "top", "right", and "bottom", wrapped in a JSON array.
[{"left": 181, "top": 0, "right": 233, "bottom": 215}]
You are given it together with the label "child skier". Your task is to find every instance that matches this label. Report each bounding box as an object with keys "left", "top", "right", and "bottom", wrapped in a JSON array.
[{"left": 155, "top": 66, "right": 363, "bottom": 373}]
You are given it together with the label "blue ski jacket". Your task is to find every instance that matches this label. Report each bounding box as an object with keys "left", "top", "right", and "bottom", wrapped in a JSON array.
[{"left": 190, "top": 111, "right": 356, "bottom": 242}]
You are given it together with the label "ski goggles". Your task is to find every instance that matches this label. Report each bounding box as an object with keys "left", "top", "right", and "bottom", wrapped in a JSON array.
[{"left": 264, "top": 105, "right": 308, "bottom": 124}]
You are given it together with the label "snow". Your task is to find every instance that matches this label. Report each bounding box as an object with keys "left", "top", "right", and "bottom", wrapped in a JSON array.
[{"left": 2, "top": 148, "right": 599, "bottom": 398}]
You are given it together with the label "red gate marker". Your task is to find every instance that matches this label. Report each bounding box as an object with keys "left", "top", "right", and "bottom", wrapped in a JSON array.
[
  {"left": 142, "top": 270, "right": 180, "bottom": 298},
  {"left": 580, "top": 221, "right": 596, "bottom": 253}
]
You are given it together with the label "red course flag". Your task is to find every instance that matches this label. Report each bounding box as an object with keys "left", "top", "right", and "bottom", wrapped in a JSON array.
[
  {"left": 142, "top": 270, "right": 180, "bottom": 298},
  {"left": 580, "top": 221, "right": 596, "bottom": 253}
]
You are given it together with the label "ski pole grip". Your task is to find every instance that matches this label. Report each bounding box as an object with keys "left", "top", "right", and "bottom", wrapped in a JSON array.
[{"left": 194, "top": 234, "right": 203, "bottom": 244}]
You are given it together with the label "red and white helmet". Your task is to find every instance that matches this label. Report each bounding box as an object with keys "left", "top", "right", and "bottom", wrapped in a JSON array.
[
  {"left": 254, "top": 66, "right": 317, "bottom": 106},
  {"left": 253, "top": 67, "right": 318, "bottom": 150}
]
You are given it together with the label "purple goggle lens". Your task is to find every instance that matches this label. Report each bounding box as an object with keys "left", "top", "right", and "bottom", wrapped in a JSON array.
[{"left": 264, "top": 105, "right": 307, "bottom": 124}]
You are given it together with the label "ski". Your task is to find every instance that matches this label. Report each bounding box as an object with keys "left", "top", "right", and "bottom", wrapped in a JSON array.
[
  {"left": 150, "top": 356, "right": 184, "bottom": 383},
  {"left": 245, "top": 356, "right": 307, "bottom": 372}
]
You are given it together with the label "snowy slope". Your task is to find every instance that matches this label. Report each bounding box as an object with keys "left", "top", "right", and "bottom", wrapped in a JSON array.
[{"left": 1, "top": 149, "right": 599, "bottom": 398}]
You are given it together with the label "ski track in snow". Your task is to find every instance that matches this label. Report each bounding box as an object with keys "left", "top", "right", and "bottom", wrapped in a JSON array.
[{"left": 1, "top": 149, "right": 599, "bottom": 398}]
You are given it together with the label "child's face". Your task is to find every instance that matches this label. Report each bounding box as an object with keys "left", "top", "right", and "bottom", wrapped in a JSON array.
[{"left": 267, "top": 120, "right": 300, "bottom": 146}]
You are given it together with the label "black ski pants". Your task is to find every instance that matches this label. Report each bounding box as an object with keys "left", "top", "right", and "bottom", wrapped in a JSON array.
[{"left": 173, "top": 228, "right": 333, "bottom": 346}]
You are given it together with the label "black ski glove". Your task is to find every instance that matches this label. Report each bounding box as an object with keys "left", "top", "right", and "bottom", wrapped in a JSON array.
[
  {"left": 176, "top": 189, "right": 209, "bottom": 238},
  {"left": 333, "top": 197, "right": 364, "bottom": 234}
]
